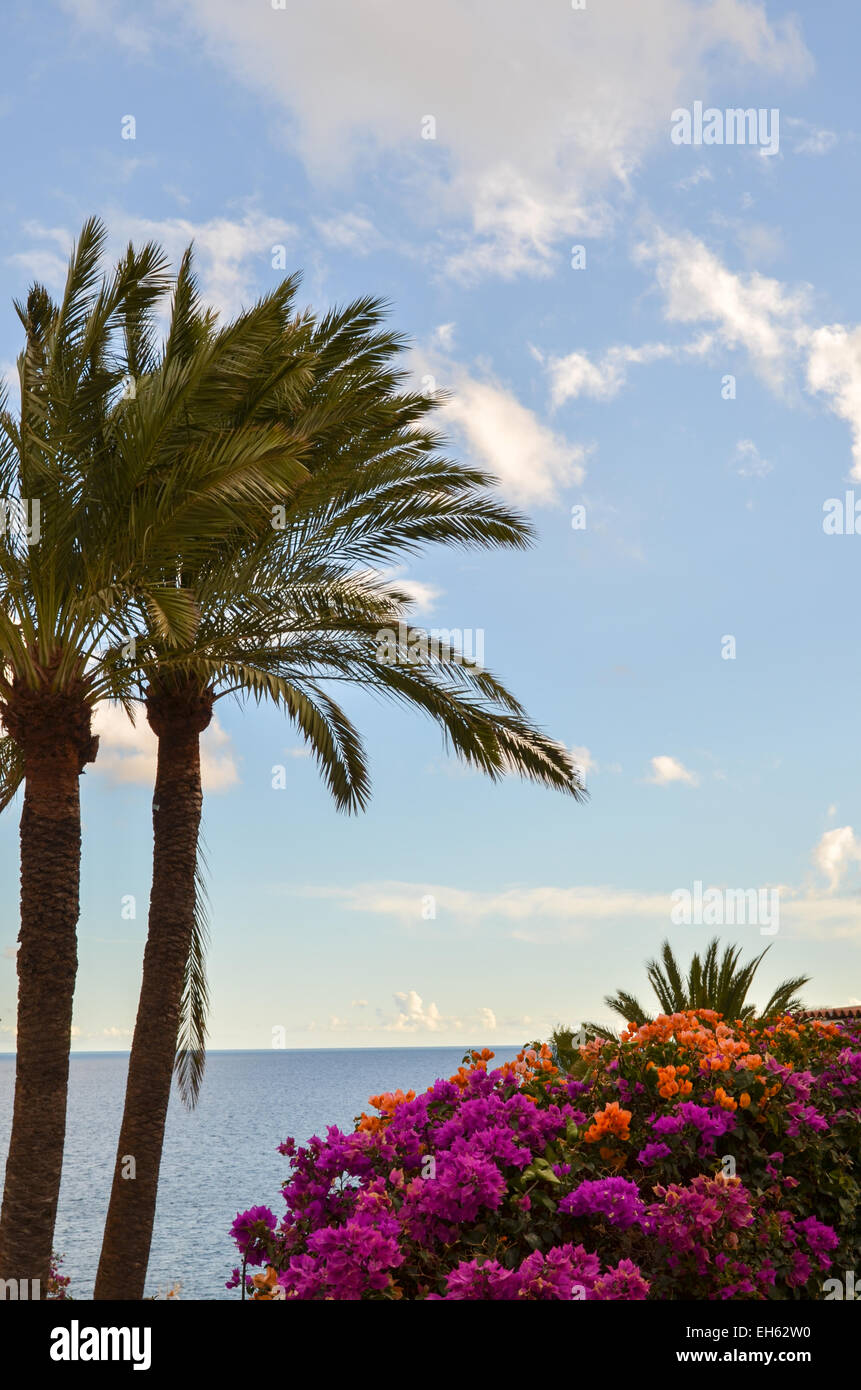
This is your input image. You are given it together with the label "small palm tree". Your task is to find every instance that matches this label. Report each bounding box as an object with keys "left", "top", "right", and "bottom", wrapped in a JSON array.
[
  {"left": 593, "top": 937, "right": 809, "bottom": 1038},
  {"left": 93, "top": 253, "right": 586, "bottom": 1299}
]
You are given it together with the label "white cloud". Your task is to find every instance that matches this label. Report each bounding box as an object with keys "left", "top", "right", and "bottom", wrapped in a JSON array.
[
  {"left": 6, "top": 249, "right": 67, "bottom": 291},
  {"left": 389, "top": 989, "right": 443, "bottom": 1033},
  {"left": 733, "top": 438, "right": 773, "bottom": 477},
  {"left": 634, "top": 228, "right": 810, "bottom": 392},
  {"left": 796, "top": 130, "right": 838, "bottom": 156},
  {"left": 813, "top": 826, "right": 861, "bottom": 892},
  {"left": 627, "top": 229, "right": 861, "bottom": 477},
  {"left": 110, "top": 210, "right": 296, "bottom": 319},
  {"left": 675, "top": 164, "right": 714, "bottom": 191},
  {"left": 374, "top": 565, "right": 442, "bottom": 616},
  {"left": 1, "top": 359, "right": 18, "bottom": 389},
  {"left": 170, "top": 0, "right": 810, "bottom": 280},
  {"left": 313, "top": 212, "right": 382, "bottom": 254},
  {"left": 59, "top": 0, "right": 151, "bottom": 52},
  {"left": 92, "top": 703, "right": 239, "bottom": 793},
  {"left": 382, "top": 989, "right": 498, "bottom": 1035},
  {"left": 806, "top": 325, "right": 861, "bottom": 479},
  {"left": 296, "top": 879, "right": 675, "bottom": 925},
  {"left": 569, "top": 746, "right": 596, "bottom": 786},
  {"left": 444, "top": 168, "right": 609, "bottom": 283},
  {"left": 292, "top": 868, "right": 861, "bottom": 942},
  {"left": 786, "top": 118, "right": 839, "bottom": 156},
  {"left": 647, "top": 755, "right": 699, "bottom": 787},
  {"left": 547, "top": 339, "right": 709, "bottom": 407},
  {"left": 433, "top": 323, "right": 456, "bottom": 350},
  {"left": 15, "top": 210, "right": 296, "bottom": 321},
  {"left": 433, "top": 361, "right": 589, "bottom": 506}
]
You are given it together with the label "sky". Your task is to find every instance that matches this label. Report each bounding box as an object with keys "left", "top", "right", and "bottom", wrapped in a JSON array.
[{"left": 1, "top": 0, "right": 861, "bottom": 1050}]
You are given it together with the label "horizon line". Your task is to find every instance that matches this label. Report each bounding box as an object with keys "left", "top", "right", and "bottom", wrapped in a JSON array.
[{"left": 0, "top": 1042, "right": 527, "bottom": 1057}]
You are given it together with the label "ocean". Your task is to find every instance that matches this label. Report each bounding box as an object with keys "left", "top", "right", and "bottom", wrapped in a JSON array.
[{"left": 0, "top": 1046, "right": 520, "bottom": 1300}]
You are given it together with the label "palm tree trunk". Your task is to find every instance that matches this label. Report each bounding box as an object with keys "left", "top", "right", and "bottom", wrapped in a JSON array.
[
  {"left": 0, "top": 689, "right": 96, "bottom": 1293},
  {"left": 94, "top": 687, "right": 212, "bottom": 1300}
]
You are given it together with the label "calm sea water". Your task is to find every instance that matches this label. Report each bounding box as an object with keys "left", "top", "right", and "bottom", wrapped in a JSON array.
[{"left": 0, "top": 1046, "right": 520, "bottom": 1300}]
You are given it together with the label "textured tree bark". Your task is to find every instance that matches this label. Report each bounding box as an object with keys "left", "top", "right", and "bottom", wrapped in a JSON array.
[
  {"left": 94, "top": 684, "right": 212, "bottom": 1300},
  {"left": 0, "top": 684, "right": 97, "bottom": 1293}
]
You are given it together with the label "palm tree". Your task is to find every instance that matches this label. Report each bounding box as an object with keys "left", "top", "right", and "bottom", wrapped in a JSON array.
[
  {"left": 0, "top": 224, "right": 176, "bottom": 1289},
  {"left": 595, "top": 937, "right": 809, "bottom": 1037},
  {"left": 94, "top": 256, "right": 586, "bottom": 1299},
  {"left": 0, "top": 222, "right": 314, "bottom": 1291}
]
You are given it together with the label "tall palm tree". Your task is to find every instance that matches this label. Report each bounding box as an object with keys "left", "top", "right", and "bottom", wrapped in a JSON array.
[
  {"left": 0, "top": 224, "right": 176, "bottom": 1289},
  {"left": 94, "top": 257, "right": 586, "bottom": 1299},
  {"left": 597, "top": 937, "right": 809, "bottom": 1036},
  {"left": 0, "top": 222, "right": 313, "bottom": 1291}
]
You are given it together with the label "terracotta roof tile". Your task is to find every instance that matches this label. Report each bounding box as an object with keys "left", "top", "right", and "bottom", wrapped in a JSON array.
[{"left": 798, "top": 1005, "right": 860, "bottom": 1021}]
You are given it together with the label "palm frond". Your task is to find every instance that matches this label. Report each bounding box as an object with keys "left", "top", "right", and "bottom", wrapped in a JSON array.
[
  {"left": 173, "top": 835, "right": 210, "bottom": 1109},
  {"left": 0, "top": 732, "right": 25, "bottom": 812},
  {"left": 606, "top": 938, "right": 811, "bottom": 1030}
]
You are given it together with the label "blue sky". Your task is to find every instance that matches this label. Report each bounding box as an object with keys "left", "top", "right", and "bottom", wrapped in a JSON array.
[{"left": 1, "top": 0, "right": 860, "bottom": 1049}]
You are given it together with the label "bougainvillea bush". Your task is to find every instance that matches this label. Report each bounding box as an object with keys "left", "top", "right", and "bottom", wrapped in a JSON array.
[{"left": 228, "top": 1011, "right": 861, "bottom": 1300}]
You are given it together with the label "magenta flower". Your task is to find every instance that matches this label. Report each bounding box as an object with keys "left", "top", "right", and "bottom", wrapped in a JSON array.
[
  {"left": 637, "top": 1141, "right": 671, "bottom": 1166},
  {"left": 793, "top": 1216, "right": 839, "bottom": 1270},
  {"left": 229, "top": 1205, "right": 277, "bottom": 1267},
  {"left": 785, "top": 1102, "right": 828, "bottom": 1136},
  {"left": 560, "top": 1177, "right": 645, "bottom": 1230},
  {"left": 593, "top": 1258, "right": 650, "bottom": 1300},
  {"left": 433, "top": 1259, "right": 519, "bottom": 1300}
]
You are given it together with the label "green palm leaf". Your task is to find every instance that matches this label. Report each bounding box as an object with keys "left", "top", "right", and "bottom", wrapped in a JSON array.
[{"left": 602, "top": 937, "right": 810, "bottom": 1029}]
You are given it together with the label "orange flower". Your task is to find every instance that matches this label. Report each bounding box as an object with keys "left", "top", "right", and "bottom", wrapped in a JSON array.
[
  {"left": 357, "top": 1112, "right": 384, "bottom": 1134},
  {"left": 714, "top": 1086, "right": 738, "bottom": 1112},
  {"left": 585, "top": 1100, "right": 632, "bottom": 1144},
  {"left": 368, "top": 1088, "right": 415, "bottom": 1114},
  {"left": 656, "top": 1063, "right": 693, "bottom": 1098},
  {"left": 502, "top": 1043, "right": 557, "bottom": 1083},
  {"left": 364, "top": 1088, "right": 417, "bottom": 1121},
  {"left": 251, "top": 1266, "right": 283, "bottom": 1301},
  {"left": 739, "top": 1092, "right": 751, "bottom": 1108}
]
